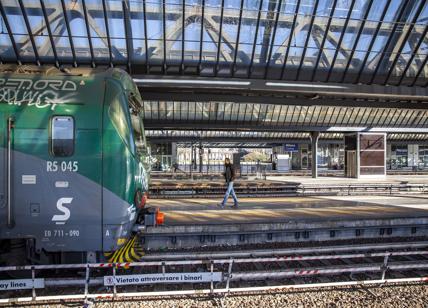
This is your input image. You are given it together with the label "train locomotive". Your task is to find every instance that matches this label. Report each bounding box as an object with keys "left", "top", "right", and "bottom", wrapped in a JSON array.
[{"left": 0, "top": 65, "right": 150, "bottom": 264}]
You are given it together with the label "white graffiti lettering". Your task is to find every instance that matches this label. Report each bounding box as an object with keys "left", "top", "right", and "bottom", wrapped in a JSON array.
[
  {"left": 0, "top": 78, "right": 78, "bottom": 91},
  {"left": 0, "top": 88, "right": 78, "bottom": 110}
]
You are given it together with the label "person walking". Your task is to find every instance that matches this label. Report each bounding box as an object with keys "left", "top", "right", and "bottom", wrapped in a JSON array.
[{"left": 218, "top": 158, "right": 239, "bottom": 208}]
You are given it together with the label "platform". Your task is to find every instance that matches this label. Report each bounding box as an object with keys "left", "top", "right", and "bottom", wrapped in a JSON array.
[
  {"left": 265, "top": 175, "right": 428, "bottom": 185},
  {"left": 143, "top": 195, "right": 428, "bottom": 250}
]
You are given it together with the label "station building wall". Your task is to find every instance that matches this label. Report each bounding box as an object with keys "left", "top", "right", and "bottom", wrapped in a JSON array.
[{"left": 274, "top": 142, "right": 428, "bottom": 171}]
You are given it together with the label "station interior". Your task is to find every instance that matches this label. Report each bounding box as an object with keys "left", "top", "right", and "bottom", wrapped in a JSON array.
[{"left": 1, "top": 0, "right": 428, "bottom": 303}]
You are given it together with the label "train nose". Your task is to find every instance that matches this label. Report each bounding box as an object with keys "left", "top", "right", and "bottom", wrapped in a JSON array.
[{"left": 139, "top": 192, "right": 148, "bottom": 209}]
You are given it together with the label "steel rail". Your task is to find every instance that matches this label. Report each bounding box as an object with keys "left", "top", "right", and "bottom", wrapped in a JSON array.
[
  {"left": 1, "top": 247, "right": 427, "bottom": 271},
  {"left": 232, "top": 262, "right": 428, "bottom": 280},
  {"left": 141, "top": 241, "right": 428, "bottom": 260},
  {"left": 0, "top": 247, "right": 427, "bottom": 304}
]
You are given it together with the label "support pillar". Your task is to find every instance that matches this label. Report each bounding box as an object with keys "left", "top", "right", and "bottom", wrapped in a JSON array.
[
  {"left": 207, "top": 149, "right": 210, "bottom": 174},
  {"left": 189, "top": 143, "right": 193, "bottom": 179},
  {"left": 171, "top": 142, "right": 177, "bottom": 165},
  {"left": 199, "top": 142, "right": 203, "bottom": 173},
  {"left": 311, "top": 132, "right": 319, "bottom": 179},
  {"left": 192, "top": 144, "right": 197, "bottom": 170}
]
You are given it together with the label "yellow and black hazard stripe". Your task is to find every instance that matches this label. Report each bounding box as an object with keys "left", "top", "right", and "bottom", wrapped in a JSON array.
[{"left": 104, "top": 235, "right": 145, "bottom": 263}]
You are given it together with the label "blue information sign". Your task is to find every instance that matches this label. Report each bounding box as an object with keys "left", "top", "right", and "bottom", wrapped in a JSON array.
[{"left": 284, "top": 143, "right": 298, "bottom": 152}]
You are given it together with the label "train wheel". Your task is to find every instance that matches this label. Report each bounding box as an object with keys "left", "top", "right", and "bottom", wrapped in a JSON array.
[{"left": 0, "top": 240, "right": 32, "bottom": 278}]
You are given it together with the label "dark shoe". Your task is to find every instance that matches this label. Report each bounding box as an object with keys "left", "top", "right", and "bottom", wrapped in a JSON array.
[
  {"left": 232, "top": 203, "right": 238, "bottom": 208},
  {"left": 217, "top": 203, "right": 225, "bottom": 209}
]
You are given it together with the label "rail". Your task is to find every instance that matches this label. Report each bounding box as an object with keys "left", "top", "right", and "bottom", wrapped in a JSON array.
[
  {"left": 0, "top": 244, "right": 427, "bottom": 304},
  {"left": 149, "top": 182, "right": 428, "bottom": 198}
]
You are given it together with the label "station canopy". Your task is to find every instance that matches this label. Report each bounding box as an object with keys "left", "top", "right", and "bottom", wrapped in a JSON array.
[
  {"left": 2, "top": 0, "right": 428, "bottom": 143},
  {"left": 146, "top": 130, "right": 428, "bottom": 146}
]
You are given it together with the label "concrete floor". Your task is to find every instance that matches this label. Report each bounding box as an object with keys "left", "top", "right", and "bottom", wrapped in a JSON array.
[{"left": 148, "top": 195, "right": 428, "bottom": 225}]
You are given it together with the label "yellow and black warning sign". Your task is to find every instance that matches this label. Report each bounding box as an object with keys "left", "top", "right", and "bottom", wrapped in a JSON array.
[{"left": 104, "top": 235, "right": 145, "bottom": 263}]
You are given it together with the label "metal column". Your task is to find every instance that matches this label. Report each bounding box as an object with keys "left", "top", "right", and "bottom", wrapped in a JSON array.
[
  {"left": 199, "top": 142, "right": 203, "bottom": 173},
  {"left": 193, "top": 145, "right": 197, "bottom": 170},
  {"left": 311, "top": 132, "right": 319, "bottom": 179},
  {"left": 171, "top": 142, "right": 177, "bottom": 166}
]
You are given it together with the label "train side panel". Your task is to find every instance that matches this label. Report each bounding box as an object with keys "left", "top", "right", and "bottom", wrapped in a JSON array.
[{"left": 0, "top": 75, "right": 104, "bottom": 253}]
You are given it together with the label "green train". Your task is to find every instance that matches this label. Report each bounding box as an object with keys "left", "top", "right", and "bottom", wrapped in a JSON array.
[{"left": 0, "top": 65, "right": 150, "bottom": 264}]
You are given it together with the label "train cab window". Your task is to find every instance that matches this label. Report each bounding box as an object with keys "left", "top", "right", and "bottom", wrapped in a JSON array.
[
  {"left": 109, "top": 91, "right": 140, "bottom": 156},
  {"left": 51, "top": 116, "right": 74, "bottom": 157}
]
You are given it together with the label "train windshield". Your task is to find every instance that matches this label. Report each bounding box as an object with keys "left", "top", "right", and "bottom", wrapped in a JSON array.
[
  {"left": 128, "top": 93, "right": 147, "bottom": 158},
  {"left": 133, "top": 114, "right": 147, "bottom": 156}
]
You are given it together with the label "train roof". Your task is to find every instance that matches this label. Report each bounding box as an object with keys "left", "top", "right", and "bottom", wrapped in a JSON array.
[{"left": 0, "top": 64, "right": 123, "bottom": 79}]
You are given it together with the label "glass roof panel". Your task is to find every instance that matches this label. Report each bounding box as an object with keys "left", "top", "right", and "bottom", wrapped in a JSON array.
[
  {"left": 21, "top": 0, "right": 55, "bottom": 60},
  {"left": 141, "top": 101, "right": 428, "bottom": 131},
  {"left": 1, "top": 0, "right": 428, "bottom": 85},
  {"left": 129, "top": 0, "right": 147, "bottom": 63},
  {"left": 4, "top": 0, "right": 35, "bottom": 60}
]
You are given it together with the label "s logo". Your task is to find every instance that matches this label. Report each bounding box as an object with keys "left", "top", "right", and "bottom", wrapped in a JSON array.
[{"left": 52, "top": 197, "right": 73, "bottom": 225}]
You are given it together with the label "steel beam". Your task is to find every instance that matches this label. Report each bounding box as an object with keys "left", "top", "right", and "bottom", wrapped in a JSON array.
[
  {"left": 370, "top": 0, "right": 413, "bottom": 84},
  {"left": 17, "top": 0, "right": 40, "bottom": 65},
  {"left": 0, "top": 1, "right": 20, "bottom": 63},
  {"left": 295, "top": 0, "right": 319, "bottom": 80},
  {"left": 123, "top": 0, "right": 133, "bottom": 72},
  {"left": 412, "top": 53, "right": 428, "bottom": 86},
  {"left": 180, "top": 0, "right": 185, "bottom": 72},
  {"left": 354, "top": 0, "right": 391, "bottom": 84},
  {"left": 1, "top": 0, "right": 427, "bottom": 87},
  {"left": 81, "top": 0, "right": 95, "bottom": 67},
  {"left": 232, "top": 0, "right": 245, "bottom": 76},
  {"left": 264, "top": 0, "right": 283, "bottom": 79},
  {"left": 280, "top": 0, "right": 300, "bottom": 79},
  {"left": 140, "top": 91, "right": 427, "bottom": 110},
  {"left": 102, "top": 0, "right": 113, "bottom": 66},
  {"left": 143, "top": 0, "right": 149, "bottom": 70},
  {"left": 397, "top": 23, "right": 428, "bottom": 86},
  {"left": 310, "top": 0, "right": 338, "bottom": 81},
  {"left": 39, "top": 0, "right": 58, "bottom": 67},
  {"left": 60, "top": 0, "right": 76, "bottom": 66},
  {"left": 215, "top": 0, "right": 225, "bottom": 76},
  {"left": 162, "top": 0, "right": 166, "bottom": 71},
  {"left": 382, "top": 0, "right": 426, "bottom": 85},
  {"left": 143, "top": 121, "right": 428, "bottom": 134},
  {"left": 259, "top": 0, "right": 277, "bottom": 65},
  {"left": 325, "top": 0, "right": 356, "bottom": 82},
  {"left": 340, "top": 1, "right": 374, "bottom": 83},
  {"left": 134, "top": 76, "right": 428, "bottom": 103},
  {"left": 198, "top": 0, "right": 205, "bottom": 73},
  {"left": 248, "top": 0, "right": 264, "bottom": 78}
]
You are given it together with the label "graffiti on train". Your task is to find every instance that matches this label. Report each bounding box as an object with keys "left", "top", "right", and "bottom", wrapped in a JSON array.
[{"left": 0, "top": 78, "right": 82, "bottom": 110}]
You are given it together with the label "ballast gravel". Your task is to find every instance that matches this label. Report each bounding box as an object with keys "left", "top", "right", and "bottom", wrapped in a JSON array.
[{"left": 86, "top": 283, "right": 427, "bottom": 308}]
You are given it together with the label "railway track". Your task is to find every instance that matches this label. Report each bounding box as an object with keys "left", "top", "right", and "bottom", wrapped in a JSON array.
[
  {"left": 149, "top": 183, "right": 428, "bottom": 198},
  {"left": 0, "top": 241, "right": 427, "bottom": 305}
]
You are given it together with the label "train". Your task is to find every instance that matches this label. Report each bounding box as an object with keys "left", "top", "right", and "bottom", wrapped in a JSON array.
[{"left": 0, "top": 65, "right": 150, "bottom": 265}]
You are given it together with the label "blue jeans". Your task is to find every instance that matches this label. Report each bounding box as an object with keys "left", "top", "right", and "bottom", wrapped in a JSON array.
[{"left": 221, "top": 181, "right": 238, "bottom": 206}]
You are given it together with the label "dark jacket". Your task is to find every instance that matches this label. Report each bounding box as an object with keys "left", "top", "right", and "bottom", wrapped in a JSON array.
[{"left": 223, "top": 163, "right": 235, "bottom": 183}]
